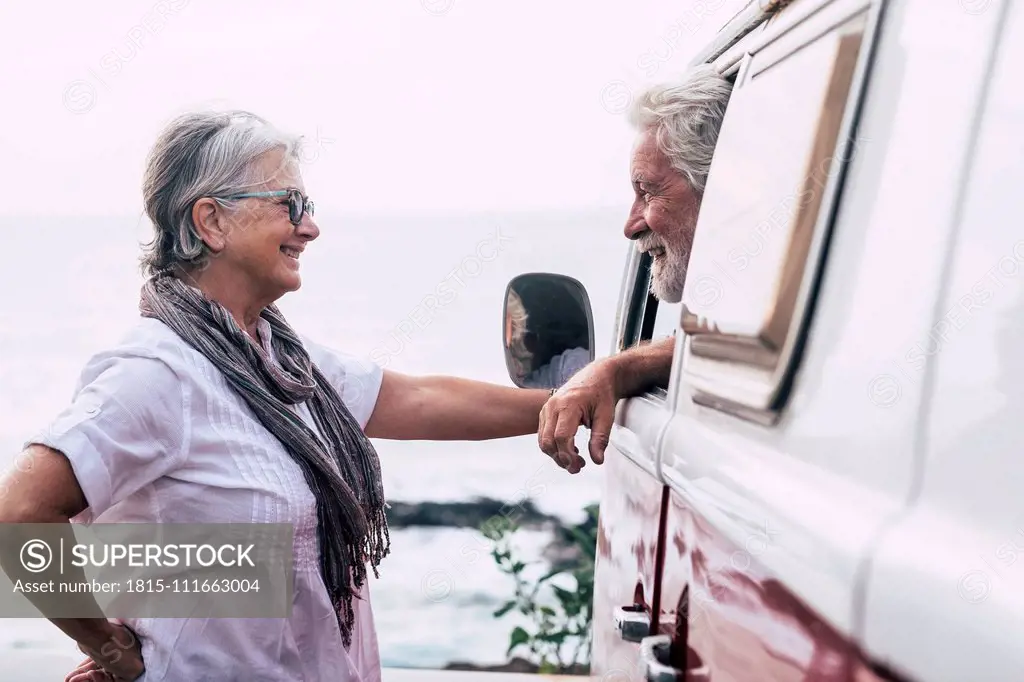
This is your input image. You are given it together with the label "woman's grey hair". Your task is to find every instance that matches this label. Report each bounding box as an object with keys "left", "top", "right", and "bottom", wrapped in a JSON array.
[
  {"left": 506, "top": 288, "right": 533, "bottom": 378},
  {"left": 506, "top": 288, "right": 529, "bottom": 344},
  {"left": 140, "top": 110, "right": 302, "bottom": 277},
  {"left": 628, "top": 65, "right": 733, "bottom": 196}
]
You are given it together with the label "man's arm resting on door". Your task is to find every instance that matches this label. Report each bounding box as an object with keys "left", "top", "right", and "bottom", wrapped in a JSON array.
[{"left": 538, "top": 336, "right": 675, "bottom": 470}]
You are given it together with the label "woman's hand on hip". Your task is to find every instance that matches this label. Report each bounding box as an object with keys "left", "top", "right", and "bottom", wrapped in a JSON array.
[{"left": 68, "top": 620, "right": 145, "bottom": 681}]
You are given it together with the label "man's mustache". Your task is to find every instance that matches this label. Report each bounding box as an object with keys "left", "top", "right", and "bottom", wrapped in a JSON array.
[{"left": 635, "top": 234, "right": 665, "bottom": 254}]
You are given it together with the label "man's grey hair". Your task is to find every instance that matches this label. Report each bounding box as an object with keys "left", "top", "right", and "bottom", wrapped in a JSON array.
[
  {"left": 628, "top": 65, "right": 733, "bottom": 196},
  {"left": 140, "top": 110, "right": 302, "bottom": 277}
]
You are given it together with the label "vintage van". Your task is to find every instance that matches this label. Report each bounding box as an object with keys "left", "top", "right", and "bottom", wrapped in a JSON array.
[{"left": 502, "top": 0, "right": 1024, "bottom": 679}]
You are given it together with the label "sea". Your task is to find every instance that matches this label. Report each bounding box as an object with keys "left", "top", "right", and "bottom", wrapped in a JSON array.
[{"left": 0, "top": 208, "right": 631, "bottom": 669}]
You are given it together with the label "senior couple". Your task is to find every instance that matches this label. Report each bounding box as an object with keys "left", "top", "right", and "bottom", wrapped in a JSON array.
[{"left": 0, "top": 66, "right": 732, "bottom": 682}]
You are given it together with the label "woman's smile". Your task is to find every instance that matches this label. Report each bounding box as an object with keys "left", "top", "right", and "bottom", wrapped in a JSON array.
[{"left": 281, "top": 246, "right": 303, "bottom": 265}]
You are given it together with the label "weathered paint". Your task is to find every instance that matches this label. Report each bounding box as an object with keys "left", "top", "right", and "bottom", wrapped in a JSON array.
[{"left": 590, "top": 446, "right": 665, "bottom": 681}]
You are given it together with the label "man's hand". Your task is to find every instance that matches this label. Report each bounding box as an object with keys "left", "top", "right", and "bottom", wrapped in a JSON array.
[
  {"left": 537, "top": 337, "right": 675, "bottom": 473},
  {"left": 538, "top": 360, "right": 618, "bottom": 473}
]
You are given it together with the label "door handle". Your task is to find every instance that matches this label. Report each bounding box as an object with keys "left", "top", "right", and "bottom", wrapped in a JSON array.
[
  {"left": 638, "top": 634, "right": 711, "bottom": 682},
  {"left": 614, "top": 604, "right": 651, "bottom": 643},
  {"left": 639, "top": 635, "right": 680, "bottom": 682}
]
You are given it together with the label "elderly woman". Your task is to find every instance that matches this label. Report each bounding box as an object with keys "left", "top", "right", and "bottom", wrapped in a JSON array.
[{"left": 0, "top": 110, "right": 585, "bottom": 682}]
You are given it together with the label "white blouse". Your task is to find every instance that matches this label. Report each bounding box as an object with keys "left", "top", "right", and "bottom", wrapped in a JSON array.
[{"left": 28, "top": 316, "right": 386, "bottom": 682}]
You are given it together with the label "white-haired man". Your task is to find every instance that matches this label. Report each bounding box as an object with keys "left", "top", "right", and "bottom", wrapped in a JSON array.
[{"left": 539, "top": 65, "right": 733, "bottom": 472}]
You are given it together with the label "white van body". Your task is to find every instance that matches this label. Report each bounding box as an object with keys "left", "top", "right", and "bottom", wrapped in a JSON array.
[{"left": 590, "top": 0, "right": 1024, "bottom": 680}]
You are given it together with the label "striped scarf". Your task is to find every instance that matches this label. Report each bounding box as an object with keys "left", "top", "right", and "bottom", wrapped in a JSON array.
[{"left": 139, "top": 273, "right": 390, "bottom": 648}]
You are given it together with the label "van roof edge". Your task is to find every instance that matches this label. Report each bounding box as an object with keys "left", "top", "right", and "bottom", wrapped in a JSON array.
[{"left": 688, "top": 0, "right": 796, "bottom": 69}]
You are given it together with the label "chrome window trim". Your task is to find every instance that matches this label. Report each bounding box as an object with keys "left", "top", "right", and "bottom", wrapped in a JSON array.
[{"left": 679, "top": 0, "right": 888, "bottom": 422}]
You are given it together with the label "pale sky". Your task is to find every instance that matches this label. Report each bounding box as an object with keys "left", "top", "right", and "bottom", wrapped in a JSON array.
[{"left": 1, "top": 0, "right": 748, "bottom": 216}]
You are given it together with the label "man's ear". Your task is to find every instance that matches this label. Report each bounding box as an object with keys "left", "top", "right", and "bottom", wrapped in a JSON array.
[{"left": 191, "top": 198, "right": 229, "bottom": 254}]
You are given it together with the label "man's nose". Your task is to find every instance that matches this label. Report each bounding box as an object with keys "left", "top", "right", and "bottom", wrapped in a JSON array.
[{"left": 624, "top": 205, "right": 647, "bottom": 240}]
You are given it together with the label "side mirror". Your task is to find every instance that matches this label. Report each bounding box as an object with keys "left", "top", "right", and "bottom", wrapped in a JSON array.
[{"left": 503, "top": 273, "right": 595, "bottom": 389}]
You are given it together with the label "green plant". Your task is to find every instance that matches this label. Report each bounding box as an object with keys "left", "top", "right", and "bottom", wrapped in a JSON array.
[{"left": 482, "top": 503, "right": 598, "bottom": 674}]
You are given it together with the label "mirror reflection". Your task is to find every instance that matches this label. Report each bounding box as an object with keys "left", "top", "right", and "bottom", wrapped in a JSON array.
[{"left": 503, "top": 273, "right": 595, "bottom": 389}]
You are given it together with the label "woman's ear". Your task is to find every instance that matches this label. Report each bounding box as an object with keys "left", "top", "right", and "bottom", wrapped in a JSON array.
[{"left": 191, "top": 198, "right": 228, "bottom": 253}]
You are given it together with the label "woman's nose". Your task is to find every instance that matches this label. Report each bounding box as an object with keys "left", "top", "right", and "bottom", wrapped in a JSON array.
[{"left": 296, "top": 213, "right": 320, "bottom": 241}]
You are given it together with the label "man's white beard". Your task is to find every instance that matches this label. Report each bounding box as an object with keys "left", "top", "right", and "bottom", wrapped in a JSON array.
[{"left": 649, "top": 250, "right": 687, "bottom": 303}]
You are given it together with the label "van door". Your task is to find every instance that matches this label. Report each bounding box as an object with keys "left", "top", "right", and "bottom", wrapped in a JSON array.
[
  {"left": 861, "top": 3, "right": 1023, "bottom": 680},
  {"left": 644, "top": 0, "right": 989, "bottom": 678},
  {"left": 590, "top": 247, "right": 679, "bottom": 680}
]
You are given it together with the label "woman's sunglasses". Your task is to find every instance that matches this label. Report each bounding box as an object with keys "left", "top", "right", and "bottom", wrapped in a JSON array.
[{"left": 220, "top": 188, "right": 314, "bottom": 226}]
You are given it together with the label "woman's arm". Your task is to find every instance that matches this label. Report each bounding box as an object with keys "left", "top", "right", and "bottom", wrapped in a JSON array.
[
  {"left": 0, "top": 444, "right": 87, "bottom": 521},
  {"left": 0, "top": 445, "right": 144, "bottom": 679},
  {"left": 364, "top": 371, "right": 550, "bottom": 441}
]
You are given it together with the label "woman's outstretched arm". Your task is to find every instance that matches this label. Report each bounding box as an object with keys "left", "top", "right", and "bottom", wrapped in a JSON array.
[{"left": 365, "top": 370, "right": 553, "bottom": 442}]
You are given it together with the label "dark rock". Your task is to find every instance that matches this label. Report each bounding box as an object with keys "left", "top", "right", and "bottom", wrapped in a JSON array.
[
  {"left": 443, "top": 657, "right": 590, "bottom": 675},
  {"left": 385, "top": 496, "right": 559, "bottom": 530},
  {"left": 542, "top": 540, "right": 585, "bottom": 571},
  {"left": 443, "top": 657, "right": 538, "bottom": 673},
  {"left": 542, "top": 503, "right": 600, "bottom": 572}
]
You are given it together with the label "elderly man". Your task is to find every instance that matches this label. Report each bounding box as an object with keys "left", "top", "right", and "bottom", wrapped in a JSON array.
[{"left": 539, "top": 65, "right": 733, "bottom": 472}]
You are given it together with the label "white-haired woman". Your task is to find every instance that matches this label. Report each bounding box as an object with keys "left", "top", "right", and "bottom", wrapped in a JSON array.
[{"left": 0, "top": 110, "right": 583, "bottom": 682}]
